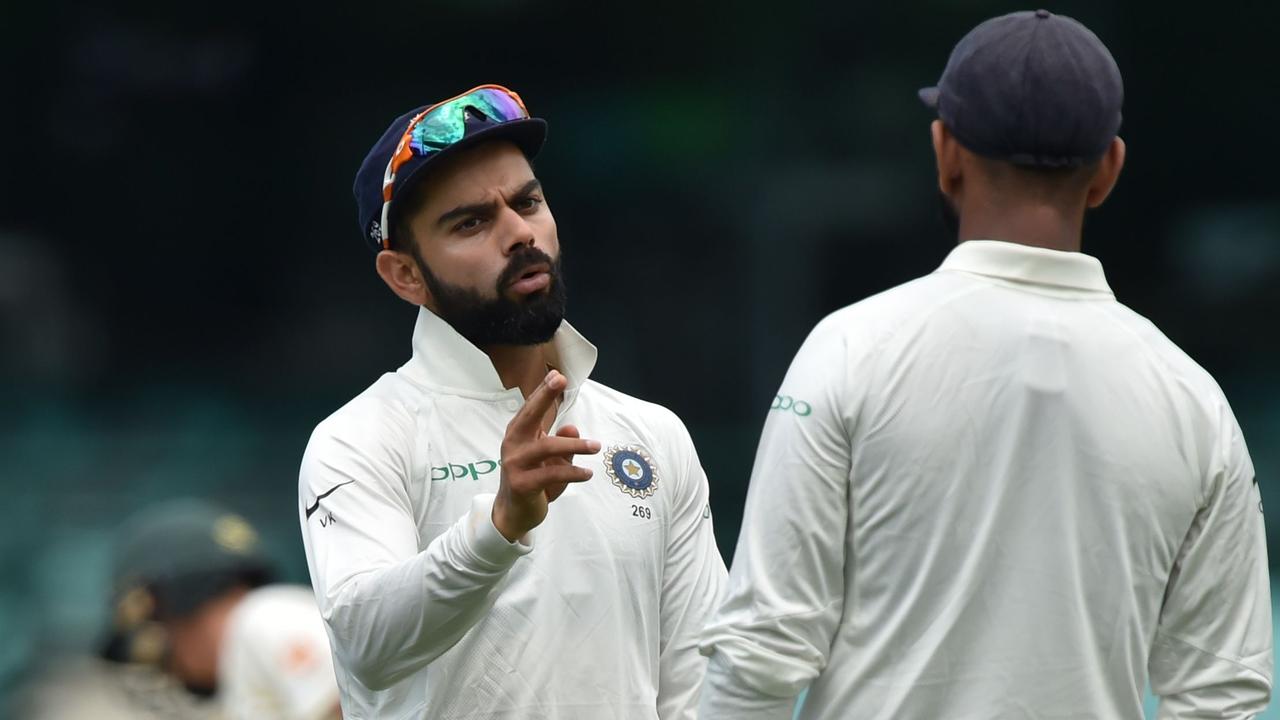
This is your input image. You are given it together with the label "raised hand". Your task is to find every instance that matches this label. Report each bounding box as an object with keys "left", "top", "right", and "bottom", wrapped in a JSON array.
[{"left": 492, "top": 370, "right": 600, "bottom": 542}]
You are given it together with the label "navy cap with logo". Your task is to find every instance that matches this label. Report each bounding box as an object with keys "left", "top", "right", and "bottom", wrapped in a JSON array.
[
  {"left": 353, "top": 84, "right": 547, "bottom": 253},
  {"left": 919, "top": 9, "right": 1123, "bottom": 168}
]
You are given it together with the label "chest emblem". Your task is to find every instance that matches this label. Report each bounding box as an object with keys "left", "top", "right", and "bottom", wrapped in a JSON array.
[{"left": 604, "top": 444, "right": 659, "bottom": 499}]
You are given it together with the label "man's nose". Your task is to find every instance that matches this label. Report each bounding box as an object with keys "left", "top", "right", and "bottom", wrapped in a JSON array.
[{"left": 499, "top": 207, "right": 536, "bottom": 254}]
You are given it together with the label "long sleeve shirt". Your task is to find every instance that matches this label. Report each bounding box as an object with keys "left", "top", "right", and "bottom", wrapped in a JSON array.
[
  {"left": 699, "top": 240, "right": 1272, "bottom": 719},
  {"left": 300, "top": 308, "right": 725, "bottom": 719}
]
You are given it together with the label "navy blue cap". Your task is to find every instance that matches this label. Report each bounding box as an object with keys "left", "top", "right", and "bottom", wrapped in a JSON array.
[
  {"left": 919, "top": 9, "right": 1123, "bottom": 168},
  {"left": 354, "top": 97, "right": 547, "bottom": 252}
]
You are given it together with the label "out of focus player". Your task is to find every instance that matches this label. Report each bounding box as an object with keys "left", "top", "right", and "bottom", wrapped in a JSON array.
[{"left": 21, "top": 499, "right": 341, "bottom": 720}]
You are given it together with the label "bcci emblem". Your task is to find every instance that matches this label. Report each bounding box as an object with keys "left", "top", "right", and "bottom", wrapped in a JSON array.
[{"left": 604, "top": 445, "right": 659, "bottom": 499}]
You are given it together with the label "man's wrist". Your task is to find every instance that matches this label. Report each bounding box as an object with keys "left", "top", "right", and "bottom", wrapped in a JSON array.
[
  {"left": 490, "top": 497, "right": 522, "bottom": 543},
  {"left": 466, "top": 494, "right": 533, "bottom": 566}
]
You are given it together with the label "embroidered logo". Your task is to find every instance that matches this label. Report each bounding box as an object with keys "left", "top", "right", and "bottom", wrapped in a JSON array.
[{"left": 604, "top": 444, "right": 659, "bottom": 499}]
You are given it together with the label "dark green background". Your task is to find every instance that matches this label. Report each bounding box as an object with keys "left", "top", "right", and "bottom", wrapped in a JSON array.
[{"left": 2, "top": 0, "right": 1277, "bottom": 709}]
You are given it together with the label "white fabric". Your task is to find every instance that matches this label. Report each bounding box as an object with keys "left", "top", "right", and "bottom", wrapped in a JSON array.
[
  {"left": 299, "top": 308, "right": 725, "bottom": 720},
  {"left": 699, "top": 240, "right": 1272, "bottom": 719},
  {"left": 219, "top": 585, "right": 340, "bottom": 720},
  {"left": 700, "top": 653, "right": 796, "bottom": 720}
]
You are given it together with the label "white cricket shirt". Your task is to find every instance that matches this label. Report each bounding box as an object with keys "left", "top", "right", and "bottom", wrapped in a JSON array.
[
  {"left": 299, "top": 308, "right": 725, "bottom": 720},
  {"left": 699, "top": 240, "right": 1272, "bottom": 719},
  {"left": 219, "top": 585, "right": 340, "bottom": 720}
]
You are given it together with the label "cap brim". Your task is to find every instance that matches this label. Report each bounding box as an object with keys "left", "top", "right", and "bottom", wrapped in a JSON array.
[
  {"left": 390, "top": 117, "right": 548, "bottom": 214},
  {"left": 454, "top": 117, "right": 548, "bottom": 161},
  {"left": 918, "top": 87, "right": 940, "bottom": 110}
]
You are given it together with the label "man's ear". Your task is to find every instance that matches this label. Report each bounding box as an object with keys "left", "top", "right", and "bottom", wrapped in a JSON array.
[
  {"left": 931, "top": 120, "right": 964, "bottom": 199},
  {"left": 375, "top": 248, "right": 431, "bottom": 306},
  {"left": 1085, "top": 136, "right": 1126, "bottom": 208}
]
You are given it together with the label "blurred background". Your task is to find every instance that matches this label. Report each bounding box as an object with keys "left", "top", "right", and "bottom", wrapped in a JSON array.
[{"left": 1, "top": 0, "right": 1277, "bottom": 715}]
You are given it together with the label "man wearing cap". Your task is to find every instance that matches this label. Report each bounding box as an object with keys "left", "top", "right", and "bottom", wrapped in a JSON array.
[
  {"left": 22, "top": 499, "right": 341, "bottom": 720},
  {"left": 298, "top": 84, "right": 725, "bottom": 719},
  {"left": 698, "top": 11, "right": 1271, "bottom": 719}
]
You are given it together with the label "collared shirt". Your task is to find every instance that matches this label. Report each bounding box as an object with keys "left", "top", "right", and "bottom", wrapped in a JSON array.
[
  {"left": 299, "top": 308, "right": 725, "bottom": 720},
  {"left": 698, "top": 240, "right": 1272, "bottom": 719}
]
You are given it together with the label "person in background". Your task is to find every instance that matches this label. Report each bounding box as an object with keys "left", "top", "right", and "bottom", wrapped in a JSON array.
[{"left": 21, "top": 498, "right": 341, "bottom": 720}]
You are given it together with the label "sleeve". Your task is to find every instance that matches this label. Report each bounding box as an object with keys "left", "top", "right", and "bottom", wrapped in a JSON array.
[
  {"left": 299, "top": 404, "right": 532, "bottom": 691},
  {"left": 698, "top": 654, "right": 798, "bottom": 720},
  {"left": 698, "top": 320, "right": 856, "bottom": 716},
  {"left": 655, "top": 416, "right": 729, "bottom": 720},
  {"left": 1150, "top": 402, "right": 1273, "bottom": 718}
]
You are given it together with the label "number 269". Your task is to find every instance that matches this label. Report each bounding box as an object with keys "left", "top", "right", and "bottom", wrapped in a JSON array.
[{"left": 631, "top": 505, "right": 651, "bottom": 519}]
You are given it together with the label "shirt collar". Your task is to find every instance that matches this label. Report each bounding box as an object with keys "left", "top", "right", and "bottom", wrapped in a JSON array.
[
  {"left": 400, "top": 307, "right": 599, "bottom": 398},
  {"left": 936, "top": 240, "right": 1113, "bottom": 295}
]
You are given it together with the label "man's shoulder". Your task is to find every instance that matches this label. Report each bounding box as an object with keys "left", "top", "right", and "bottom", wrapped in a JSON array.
[
  {"left": 793, "top": 272, "right": 963, "bottom": 360},
  {"left": 579, "top": 380, "right": 688, "bottom": 432},
  {"left": 306, "top": 372, "right": 422, "bottom": 451},
  {"left": 1100, "top": 302, "right": 1229, "bottom": 401},
  {"left": 578, "top": 380, "right": 697, "bottom": 457},
  {"left": 236, "top": 585, "right": 321, "bottom": 623},
  {"left": 826, "top": 271, "right": 968, "bottom": 328}
]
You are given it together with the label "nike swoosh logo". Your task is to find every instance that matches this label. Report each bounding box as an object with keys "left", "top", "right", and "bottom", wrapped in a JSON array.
[{"left": 305, "top": 480, "right": 355, "bottom": 519}]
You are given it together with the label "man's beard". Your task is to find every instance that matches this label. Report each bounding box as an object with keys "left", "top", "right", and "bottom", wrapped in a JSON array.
[
  {"left": 413, "top": 245, "right": 568, "bottom": 347},
  {"left": 938, "top": 190, "right": 960, "bottom": 240}
]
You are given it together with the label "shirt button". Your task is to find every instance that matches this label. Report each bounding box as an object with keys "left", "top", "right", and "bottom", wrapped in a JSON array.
[{"left": 505, "top": 399, "right": 520, "bottom": 412}]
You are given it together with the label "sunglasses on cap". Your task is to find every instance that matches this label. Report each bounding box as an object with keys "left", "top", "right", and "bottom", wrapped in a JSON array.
[{"left": 378, "top": 84, "right": 532, "bottom": 250}]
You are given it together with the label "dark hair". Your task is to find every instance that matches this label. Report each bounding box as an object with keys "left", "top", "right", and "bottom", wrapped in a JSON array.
[
  {"left": 386, "top": 174, "right": 433, "bottom": 254},
  {"left": 974, "top": 154, "right": 1102, "bottom": 199}
]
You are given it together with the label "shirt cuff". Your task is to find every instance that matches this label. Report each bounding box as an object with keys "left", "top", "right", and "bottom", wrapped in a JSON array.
[{"left": 464, "top": 493, "right": 535, "bottom": 567}]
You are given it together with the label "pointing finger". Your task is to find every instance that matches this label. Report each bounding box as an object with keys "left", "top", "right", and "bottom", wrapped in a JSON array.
[{"left": 506, "top": 370, "right": 566, "bottom": 440}]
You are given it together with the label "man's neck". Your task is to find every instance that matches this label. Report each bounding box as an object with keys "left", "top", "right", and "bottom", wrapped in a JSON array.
[
  {"left": 957, "top": 201, "right": 1084, "bottom": 253},
  {"left": 485, "top": 343, "right": 556, "bottom": 399}
]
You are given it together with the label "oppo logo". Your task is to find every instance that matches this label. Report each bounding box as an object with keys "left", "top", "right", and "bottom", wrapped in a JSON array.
[
  {"left": 430, "top": 459, "right": 500, "bottom": 482},
  {"left": 770, "top": 394, "right": 812, "bottom": 416}
]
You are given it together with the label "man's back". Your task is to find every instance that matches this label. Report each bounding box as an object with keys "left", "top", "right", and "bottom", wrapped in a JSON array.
[{"left": 701, "top": 241, "right": 1271, "bottom": 718}]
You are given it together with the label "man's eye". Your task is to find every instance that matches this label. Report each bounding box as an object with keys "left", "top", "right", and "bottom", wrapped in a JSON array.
[
  {"left": 455, "top": 217, "right": 483, "bottom": 232},
  {"left": 515, "top": 197, "right": 542, "bottom": 211}
]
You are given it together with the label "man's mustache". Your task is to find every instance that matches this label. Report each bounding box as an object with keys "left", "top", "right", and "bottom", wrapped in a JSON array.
[{"left": 497, "top": 248, "right": 558, "bottom": 288}]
